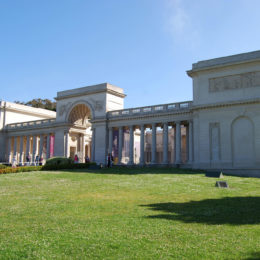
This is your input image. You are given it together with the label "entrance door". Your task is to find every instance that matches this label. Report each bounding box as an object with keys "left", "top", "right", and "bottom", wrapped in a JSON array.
[{"left": 70, "top": 147, "right": 76, "bottom": 159}]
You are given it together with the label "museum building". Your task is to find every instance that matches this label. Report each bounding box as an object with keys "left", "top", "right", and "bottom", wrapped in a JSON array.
[{"left": 1, "top": 50, "right": 260, "bottom": 177}]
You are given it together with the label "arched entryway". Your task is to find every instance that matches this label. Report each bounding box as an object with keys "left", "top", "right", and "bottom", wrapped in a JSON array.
[
  {"left": 66, "top": 103, "right": 92, "bottom": 162},
  {"left": 232, "top": 117, "right": 255, "bottom": 168}
]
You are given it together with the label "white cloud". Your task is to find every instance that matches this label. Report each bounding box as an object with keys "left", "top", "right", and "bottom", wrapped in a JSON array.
[
  {"left": 164, "top": 0, "right": 200, "bottom": 47},
  {"left": 166, "top": 0, "right": 190, "bottom": 34}
]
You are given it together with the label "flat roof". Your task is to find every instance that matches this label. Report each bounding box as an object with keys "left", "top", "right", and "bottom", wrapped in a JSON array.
[
  {"left": 187, "top": 50, "right": 260, "bottom": 76},
  {"left": 56, "top": 83, "right": 125, "bottom": 100}
]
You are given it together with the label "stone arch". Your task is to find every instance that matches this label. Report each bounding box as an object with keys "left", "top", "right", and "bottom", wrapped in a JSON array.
[
  {"left": 65, "top": 100, "right": 95, "bottom": 124},
  {"left": 231, "top": 116, "right": 255, "bottom": 168}
]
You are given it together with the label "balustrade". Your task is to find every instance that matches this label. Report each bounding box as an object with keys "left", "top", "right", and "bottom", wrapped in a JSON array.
[{"left": 108, "top": 101, "right": 192, "bottom": 118}]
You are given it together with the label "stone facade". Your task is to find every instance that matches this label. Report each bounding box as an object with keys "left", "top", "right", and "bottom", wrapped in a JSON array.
[{"left": 1, "top": 50, "right": 260, "bottom": 177}]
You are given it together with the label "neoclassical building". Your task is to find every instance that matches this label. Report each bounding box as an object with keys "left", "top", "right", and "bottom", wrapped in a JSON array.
[{"left": 1, "top": 50, "right": 260, "bottom": 176}]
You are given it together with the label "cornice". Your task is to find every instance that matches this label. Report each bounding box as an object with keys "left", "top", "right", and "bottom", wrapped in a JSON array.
[
  {"left": 192, "top": 98, "right": 260, "bottom": 111},
  {"left": 4, "top": 106, "right": 56, "bottom": 119},
  {"left": 107, "top": 109, "right": 193, "bottom": 123},
  {"left": 55, "top": 89, "right": 126, "bottom": 101}
]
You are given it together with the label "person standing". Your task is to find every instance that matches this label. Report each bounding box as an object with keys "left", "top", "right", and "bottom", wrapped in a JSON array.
[
  {"left": 107, "top": 153, "right": 111, "bottom": 168},
  {"left": 35, "top": 155, "right": 39, "bottom": 166},
  {"left": 26, "top": 154, "right": 30, "bottom": 166},
  {"left": 74, "top": 154, "right": 79, "bottom": 163},
  {"left": 12, "top": 155, "right": 17, "bottom": 168}
]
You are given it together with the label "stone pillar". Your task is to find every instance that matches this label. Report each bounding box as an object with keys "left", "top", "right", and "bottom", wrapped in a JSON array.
[
  {"left": 152, "top": 123, "right": 156, "bottom": 164},
  {"left": 32, "top": 135, "right": 37, "bottom": 165},
  {"left": 140, "top": 125, "right": 145, "bottom": 165},
  {"left": 188, "top": 121, "right": 193, "bottom": 164},
  {"left": 129, "top": 125, "right": 134, "bottom": 165},
  {"left": 13, "top": 136, "right": 17, "bottom": 160},
  {"left": 163, "top": 122, "right": 168, "bottom": 164},
  {"left": 54, "top": 130, "right": 65, "bottom": 157},
  {"left": 91, "top": 128, "right": 95, "bottom": 162},
  {"left": 118, "top": 127, "right": 123, "bottom": 164},
  {"left": 175, "top": 121, "right": 181, "bottom": 164},
  {"left": 19, "top": 136, "right": 24, "bottom": 165},
  {"left": 39, "top": 134, "right": 44, "bottom": 159},
  {"left": 46, "top": 134, "right": 50, "bottom": 159},
  {"left": 7, "top": 137, "right": 12, "bottom": 163},
  {"left": 26, "top": 136, "right": 30, "bottom": 159},
  {"left": 81, "top": 134, "right": 85, "bottom": 163},
  {"left": 108, "top": 127, "right": 113, "bottom": 155},
  {"left": 64, "top": 132, "right": 69, "bottom": 158}
]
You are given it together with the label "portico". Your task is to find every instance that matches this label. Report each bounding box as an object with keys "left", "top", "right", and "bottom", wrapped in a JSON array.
[{"left": 1, "top": 50, "right": 260, "bottom": 176}]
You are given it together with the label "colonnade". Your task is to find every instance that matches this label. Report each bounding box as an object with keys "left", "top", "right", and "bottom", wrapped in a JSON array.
[
  {"left": 108, "top": 121, "right": 193, "bottom": 165},
  {"left": 7, "top": 133, "right": 54, "bottom": 165}
]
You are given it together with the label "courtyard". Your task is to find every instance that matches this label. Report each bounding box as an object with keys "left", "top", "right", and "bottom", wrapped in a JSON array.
[{"left": 0, "top": 168, "right": 259, "bottom": 259}]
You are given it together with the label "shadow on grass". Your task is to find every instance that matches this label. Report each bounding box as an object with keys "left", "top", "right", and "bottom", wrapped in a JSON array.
[
  {"left": 73, "top": 167, "right": 204, "bottom": 175},
  {"left": 141, "top": 196, "right": 260, "bottom": 225},
  {"left": 244, "top": 252, "right": 260, "bottom": 260}
]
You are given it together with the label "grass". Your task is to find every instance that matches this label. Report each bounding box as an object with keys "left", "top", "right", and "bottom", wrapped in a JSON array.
[{"left": 0, "top": 167, "right": 259, "bottom": 259}]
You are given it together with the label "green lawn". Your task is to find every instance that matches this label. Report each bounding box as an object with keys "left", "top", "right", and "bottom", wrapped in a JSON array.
[{"left": 0, "top": 168, "right": 260, "bottom": 259}]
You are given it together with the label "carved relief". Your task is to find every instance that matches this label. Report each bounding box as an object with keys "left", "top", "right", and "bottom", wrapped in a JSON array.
[
  {"left": 209, "top": 71, "right": 260, "bottom": 92},
  {"left": 90, "top": 98, "right": 104, "bottom": 112},
  {"left": 58, "top": 102, "right": 72, "bottom": 116}
]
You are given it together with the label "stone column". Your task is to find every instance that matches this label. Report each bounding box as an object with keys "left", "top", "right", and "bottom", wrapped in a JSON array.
[
  {"left": 81, "top": 134, "right": 85, "bottom": 163},
  {"left": 163, "top": 122, "right": 168, "bottom": 164},
  {"left": 32, "top": 135, "right": 37, "bottom": 165},
  {"left": 129, "top": 125, "right": 134, "bottom": 165},
  {"left": 7, "top": 137, "right": 12, "bottom": 163},
  {"left": 46, "top": 134, "right": 50, "bottom": 159},
  {"left": 108, "top": 127, "right": 113, "bottom": 155},
  {"left": 13, "top": 136, "right": 17, "bottom": 160},
  {"left": 64, "top": 132, "right": 69, "bottom": 158},
  {"left": 152, "top": 123, "right": 157, "bottom": 164},
  {"left": 39, "top": 134, "right": 44, "bottom": 159},
  {"left": 175, "top": 121, "right": 181, "bottom": 164},
  {"left": 26, "top": 136, "right": 30, "bottom": 158},
  {"left": 91, "top": 128, "right": 95, "bottom": 161},
  {"left": 19, "top": 136, "right": 24, "bottom": 165},
  {"left": 188, "top": 121, "right": 193, "bottom": 164},
  {"left": 118, "top": 127, "right": 123, "bottom": 164},
  {"left": 140, "top": 125, "right": 145, "bottom": 165}
]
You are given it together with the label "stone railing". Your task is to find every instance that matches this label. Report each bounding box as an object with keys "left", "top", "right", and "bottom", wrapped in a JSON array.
[
  {"left": 6, "top": 118, "right": 56, "bottom": 130},
  {"left": 107, "top": 101, "right": 192, "bottom": 118}
]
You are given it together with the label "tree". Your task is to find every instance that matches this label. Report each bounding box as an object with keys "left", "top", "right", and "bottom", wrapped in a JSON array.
[{"left": 14, "top": 98, "right": 56, "bottom": 111}]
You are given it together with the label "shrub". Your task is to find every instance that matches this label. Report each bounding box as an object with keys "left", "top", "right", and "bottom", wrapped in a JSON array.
[
  {"left": 41, "top": 162, "right": 96, "bottom": 171},
  {"left": 45, "top": 157, "right": 73, "bottom": 166},
  {"left": 0, "top": 164, "right": 7, "bottom": 169},
  {"left": 0, "top": 166, "right": 42, "bottom": 174}
]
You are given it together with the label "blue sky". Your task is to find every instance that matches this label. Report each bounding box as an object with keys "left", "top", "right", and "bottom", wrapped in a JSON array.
[{"left": 1, "top": 0, "right": 260, "bottom": 108}]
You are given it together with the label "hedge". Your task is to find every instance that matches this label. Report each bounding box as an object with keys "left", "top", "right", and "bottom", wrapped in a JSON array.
[
  {"left": 41, "top": 162, "right": 96, "bottom": 171},
  {"left": 45, "top": 157, "right": 73, "bottom": 166},
  {"left": 0, "top": 166, "right": 42, "bottom": 174},
  {"left": 0, "top": 164, "right": 7, "bottom": 169},
  {"left": 0, "top": 162, "right": 97, "bottom": 174}
]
